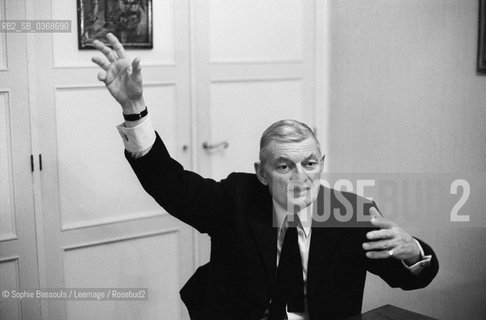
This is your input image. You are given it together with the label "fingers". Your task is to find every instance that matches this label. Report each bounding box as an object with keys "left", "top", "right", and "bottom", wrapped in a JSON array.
[
  {"left": 363, "top": 239, "right": 397, "bottom": 259},
  {"left": 366, "top": 228, "right": 394, "bottom": 240},
  {"left": 370, "top": 216, "right": 396, "bottom": 229},
  {"left": 91, "top": 56, "right": 110, "bottom": 71},
  {"left": 92, "top": 39, "right": 118, "bottom": 63},
  {"left": 364, "top": 209, "right": 398, "bottom": 260},
  {"left": 369, "top": 207, "right": 382, "bottom": 219},
  {"left": 364, "top": 229, "right": 397, "bottom": 259},
  {"left": 365, "top": 249, "right": 394, "bottom": 259},
  {"left": 107, "top": 33, "right": 127, "bottom": 59},
  {"left": 132, "top": 57, "right": 141, "bottom": 75},
  {"left": 364, "top": 241, "right": 419, "bottom": 261},
  {"left": 369, "top": 207, "right": 395, "bottom": 228},
  {"left": 130, "top": 57, "right": 143, "bottom": 85},
  {"left": 97, "top": 71, "right": 107, "bottom": 82},
  {"left": 363, "top": 239, "right": 395, "bottom": 251}
]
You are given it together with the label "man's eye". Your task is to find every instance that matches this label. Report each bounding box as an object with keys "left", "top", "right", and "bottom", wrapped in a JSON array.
[
  {"left": 277, "top": 164, "right": 289, "bottom": 171},
  {"left": 305, "top": 161, "right": 318, "bottom": 168}
]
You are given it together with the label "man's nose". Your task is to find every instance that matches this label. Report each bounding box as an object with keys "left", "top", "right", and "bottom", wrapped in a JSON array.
[
  {"left": 293, "top": 164, "right": 304, "bottom": 174},
  {"left": 290, "top": 170, "right": 309, "bottom": 182}
]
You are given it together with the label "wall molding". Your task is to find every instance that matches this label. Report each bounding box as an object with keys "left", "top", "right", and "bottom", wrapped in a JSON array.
[
  {"left": 52, "top": 62, "right": 177, "bottom": 70},
  {"left": 0, "top": 255, "right": 20, "bottom": 263},
  {"left": 62, "top": 228, "right": 180, "bottom": 251},
  {"left": 0, "top": 233, "right": 19, "bottom": 242},
  {"left": 61, "top": 210, "right": 165, "bottom": 232},
  {"left": 209, "top": 62, "right": 304, "bottom": 83},
  {"left": 210, "top": 76, "right": 303, "bottom": 84},
  {"left": 54, "top": 81, "right": 176, "bottom": 90},
  {"left": 209, "top": 59, "right": 304, "bottom": 65}
]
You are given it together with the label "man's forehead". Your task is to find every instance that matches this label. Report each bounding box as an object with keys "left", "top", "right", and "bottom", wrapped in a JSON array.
[{"left": 266, "top": 139, "right": 320, "bottom": 160}]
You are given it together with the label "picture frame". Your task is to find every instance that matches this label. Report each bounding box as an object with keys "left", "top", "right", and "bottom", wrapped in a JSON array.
[
  {"left": 478, "top": 0, "right": 486, "bottom": 72},
  {"left": 77, "top": 0, "right": 153, "bottom": 49}
]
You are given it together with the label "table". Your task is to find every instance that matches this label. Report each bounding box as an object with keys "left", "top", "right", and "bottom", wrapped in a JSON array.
[{"left": 346, "top": 304, "right": 439, "bottom": 320}]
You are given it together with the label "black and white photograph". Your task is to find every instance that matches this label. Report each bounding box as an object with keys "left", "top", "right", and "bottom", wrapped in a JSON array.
[{"left": 1, "top": 1, "right": 486, "bottom": 320}]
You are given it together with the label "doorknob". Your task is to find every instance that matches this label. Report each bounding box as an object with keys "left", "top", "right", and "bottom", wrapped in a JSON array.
[{"left": 202, "top": 141, "right": 229, "bottom": 152}]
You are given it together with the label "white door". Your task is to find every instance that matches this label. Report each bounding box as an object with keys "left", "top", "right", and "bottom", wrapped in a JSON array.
[
  {"left": 35, "top": 0, "right": 194, "bottom": 319},
  {"left": 191, "top": 0, "right": 318, "bottom": 264},
  {"left": 0, "top": 0, "right": 41, "bottom": 319}
]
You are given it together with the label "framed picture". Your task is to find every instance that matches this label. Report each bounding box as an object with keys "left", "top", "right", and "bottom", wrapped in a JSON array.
[
  {"left": 77, "top": 0, "right": 153, "bottom": 49},
  {"left": 478, "top": 0, "right": 486, "bottom": 72}
]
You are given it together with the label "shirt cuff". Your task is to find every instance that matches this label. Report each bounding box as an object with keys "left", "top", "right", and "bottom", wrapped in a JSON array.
[
  {"left": 116, "top": 116, "right": 156, "bottom": 158},
  {"left": 401, "top": 239, "right": 432, "bottom": 275}
]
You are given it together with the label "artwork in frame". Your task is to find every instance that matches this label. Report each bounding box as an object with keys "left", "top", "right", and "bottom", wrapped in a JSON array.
[
  {"left": 478, "top": 0, "right": 486, "bottom": 72},
  {"left": 77, "top": 0, "right": 153, "bottom": 49}
]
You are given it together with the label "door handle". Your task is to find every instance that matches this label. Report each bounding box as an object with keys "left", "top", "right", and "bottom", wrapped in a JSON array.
[{"left": 202, "top": 141, "right": 229, "bottom": 152}]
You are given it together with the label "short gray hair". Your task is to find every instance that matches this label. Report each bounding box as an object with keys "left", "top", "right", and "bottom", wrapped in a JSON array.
[{"left": 259, "top": 119, "right": 320, "bottom": 162}]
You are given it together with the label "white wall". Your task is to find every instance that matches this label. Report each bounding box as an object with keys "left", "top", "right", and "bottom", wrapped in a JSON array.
[{"left": 326, "top": 0, "right": 486, "bottom": 319}]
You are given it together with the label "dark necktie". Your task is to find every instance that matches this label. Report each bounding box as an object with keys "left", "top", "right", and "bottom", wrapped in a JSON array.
[{"left": 268, "top": 225, "right": 305, "bottom": 320}]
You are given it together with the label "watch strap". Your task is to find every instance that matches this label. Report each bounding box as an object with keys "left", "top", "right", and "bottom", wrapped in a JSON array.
[{"left": 123, "top": 107, "right": 148, "bottom": 121}]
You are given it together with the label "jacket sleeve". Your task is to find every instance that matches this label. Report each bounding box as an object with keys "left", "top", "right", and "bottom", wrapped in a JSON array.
[{"left": 126, "top": 132, "right": 231, "bottom": 235}]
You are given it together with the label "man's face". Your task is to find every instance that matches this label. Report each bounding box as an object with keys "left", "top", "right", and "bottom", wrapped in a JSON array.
[{"left": 255, "top": 137, "right": 324, "bottom": 211}]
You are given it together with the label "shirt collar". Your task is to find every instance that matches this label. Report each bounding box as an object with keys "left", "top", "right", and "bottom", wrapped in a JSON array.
[{"left": 273, "top": 200, "right": 312, "bottom": 238}]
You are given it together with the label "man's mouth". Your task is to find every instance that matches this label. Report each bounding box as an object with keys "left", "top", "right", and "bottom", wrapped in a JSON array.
[{"left": 292, "top": 186, "right": 311, "bottom": 194}]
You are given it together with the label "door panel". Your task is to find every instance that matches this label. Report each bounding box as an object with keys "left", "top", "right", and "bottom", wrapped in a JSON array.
[
  {"left": 54, "top": 85, "right": 177, "bottom": 230},
  {"left": 0, "top": 258, "right": 21, "bottom": 319},
  {"left": 0, "top": 92, "right": 16, "bottom": 241},
  {"left": 63, "top": 231, "right": 181, "bottom": 320},
  {"left": 208, "top": 0, "right": 304, "bottom": 62}
]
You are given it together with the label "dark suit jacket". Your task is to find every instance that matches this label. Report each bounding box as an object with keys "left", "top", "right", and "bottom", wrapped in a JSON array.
[{"left": 126, "top": 133, "right": 439, "bottom": 320}]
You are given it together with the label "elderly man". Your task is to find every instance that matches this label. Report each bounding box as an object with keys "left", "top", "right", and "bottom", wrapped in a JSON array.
[{"left": 92, "top": 34, "right": 438, "bottom": 320}]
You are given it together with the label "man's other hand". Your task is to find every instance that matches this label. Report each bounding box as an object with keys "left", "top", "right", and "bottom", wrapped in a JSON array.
[
  {"left": 91, "top": 33, "right": 145, "bottom": 115},
  {"left": 362, "top": 208, "right": 421, "bottom": 265}
]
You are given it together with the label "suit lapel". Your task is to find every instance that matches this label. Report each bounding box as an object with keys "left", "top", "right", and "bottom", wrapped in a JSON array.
[{"left": 246, "top": 189, "right": 277, "bottom": 288}]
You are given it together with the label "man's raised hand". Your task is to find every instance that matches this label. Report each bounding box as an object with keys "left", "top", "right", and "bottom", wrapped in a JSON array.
[{"left": 91, "top": 33, "right": 145, "bottom": 114}]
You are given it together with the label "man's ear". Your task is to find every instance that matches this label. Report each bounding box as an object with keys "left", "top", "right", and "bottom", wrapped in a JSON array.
[
  {"left": 254, "top": 162, "right": 268, "bottom": 186},
  {"left": 319, "top": 154, "right": 326, "bottom": 171}
]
